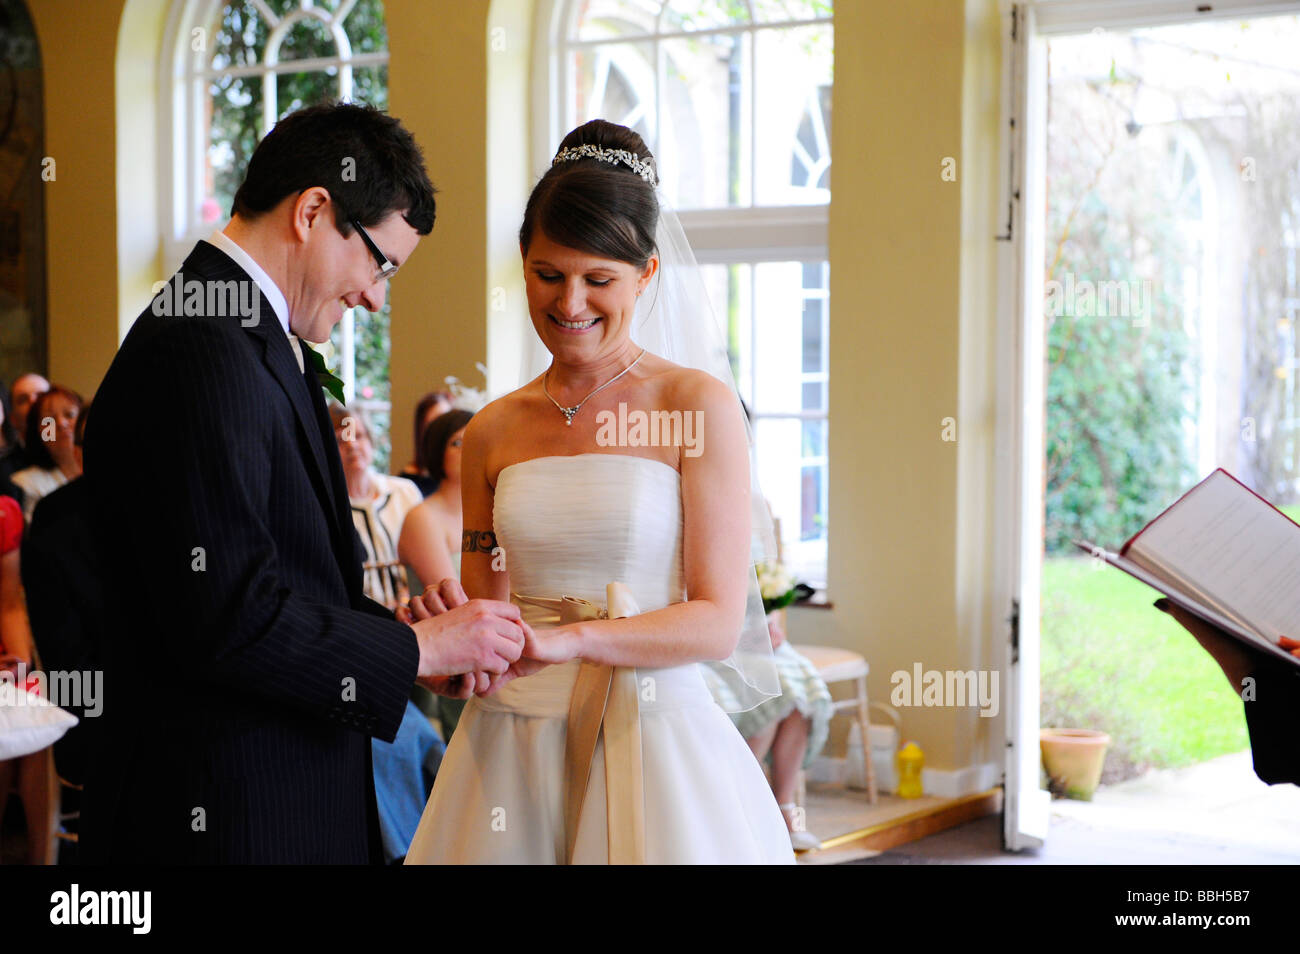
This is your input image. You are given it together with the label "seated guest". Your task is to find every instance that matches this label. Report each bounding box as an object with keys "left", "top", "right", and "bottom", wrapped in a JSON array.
[
  {"left": 8, "top": 372, "right": 49, "bottom": 458},
  {"left": 1158, "top": 599, "right": 1300, "bottom": 785},
  {"left": 21, "top": 408, "right": 103, "bottom": 794},
  {"left": 398, "top": 409, "right": 472, "bottom": 738},
  {"left": 330, "top": 403, "right": 443, "bottom": 864},
  {"left": 396, "top": 391, "right": 452, "bottom": 496},
  {"left": 330, "top": 403, "right": 423, "bottom": 609},
  {"left": 11, "top": 386, "right": 83, "bottom": 524},
  {"left": 706, "top": 610, "right": 832, "bottom": 851},
  {"left": 0, "top": 493, "right": 59, "bottom": 863},
  {"left": 0, "top": 382, "right": 25, "bottom": 505},
  {"left": 399, "top": 409, "right": 472, "bottom": 590}
]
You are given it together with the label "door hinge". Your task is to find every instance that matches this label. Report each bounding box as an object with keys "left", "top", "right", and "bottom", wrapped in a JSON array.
[{"left": 1009, "top": 597, "right": 1020, "bottom": 665}]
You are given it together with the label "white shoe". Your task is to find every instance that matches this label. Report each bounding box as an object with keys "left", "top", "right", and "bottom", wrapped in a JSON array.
[
  {"left": 790, "top": 829, "right": 822, "bottom": 852},
  {"left": 778, "top": 802, "right": 821, "bottom": 852}
]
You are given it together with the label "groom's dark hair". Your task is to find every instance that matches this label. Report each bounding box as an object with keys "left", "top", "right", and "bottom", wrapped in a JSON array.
[{"left": 232, "top": 102, "right": 437, "bottom": 236}]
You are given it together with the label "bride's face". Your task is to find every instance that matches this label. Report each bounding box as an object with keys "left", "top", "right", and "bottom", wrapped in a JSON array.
[{"left": 522, "top": 231, "right": 656, "bottom": 364}]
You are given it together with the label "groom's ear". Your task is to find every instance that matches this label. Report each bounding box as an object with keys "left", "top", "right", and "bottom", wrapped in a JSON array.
[{"left": 292, "top": 187, "right": 333, "bottom": 244}]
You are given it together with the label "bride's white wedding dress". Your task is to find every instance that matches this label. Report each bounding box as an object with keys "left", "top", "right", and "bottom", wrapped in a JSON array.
[{"left": 403, "top": 453, "right": 794, "bottom": 864}]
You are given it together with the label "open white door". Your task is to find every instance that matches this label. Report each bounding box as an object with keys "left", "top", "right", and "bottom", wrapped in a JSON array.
[
  {"left": 996, "top": 0, "right": 1300, "bottom": 853},
  {"left": 1000, "top": 0, "right": 1050, "bottom": 852}
]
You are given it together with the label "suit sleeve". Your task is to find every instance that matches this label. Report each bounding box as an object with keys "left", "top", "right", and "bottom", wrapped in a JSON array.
[
  {"left": 359, "top": 596, "right": 397, "bottom": 621},
  {"left": 86, "top": 320, "right": 418, "bottom": 743},
  {"left": 1242, "top": 657, "right": 1300, "bottom": 786}
]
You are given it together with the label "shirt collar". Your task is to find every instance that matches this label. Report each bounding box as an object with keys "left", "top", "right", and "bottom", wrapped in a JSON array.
[{"left": 207, "top": 229, "right": 292, "bottom": 339}]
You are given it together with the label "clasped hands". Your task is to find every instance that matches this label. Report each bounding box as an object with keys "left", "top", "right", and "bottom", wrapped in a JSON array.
[{"left": 396, "top": 579, "right": 560, "bottom": 699}]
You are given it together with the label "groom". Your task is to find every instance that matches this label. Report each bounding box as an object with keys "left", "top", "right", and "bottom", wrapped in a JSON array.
[{"left": 81, "top": 103, "right": 527, "bottom": 864}]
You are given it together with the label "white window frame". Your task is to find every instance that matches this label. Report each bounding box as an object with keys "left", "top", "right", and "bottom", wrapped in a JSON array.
[
  {"left": 159, "top": 0, "right": 390, "bottom": 403},
  {"left": 537, "top": 0, "right": 833, "bottom": 587}
]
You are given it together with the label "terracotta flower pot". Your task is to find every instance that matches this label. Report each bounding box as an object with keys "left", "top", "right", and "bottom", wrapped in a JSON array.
[{"left": 1039, "top": 728, "right": 1111, "bottom": 800}]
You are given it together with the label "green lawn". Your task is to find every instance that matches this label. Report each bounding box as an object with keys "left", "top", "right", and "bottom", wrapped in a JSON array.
[{"left": 1041, "top": 552, "right": 1252, "bottom": 782}]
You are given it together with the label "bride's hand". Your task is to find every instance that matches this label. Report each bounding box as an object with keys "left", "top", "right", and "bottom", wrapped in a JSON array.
[{"left": 525, "top": 624, "right": 582, "bottom": 664}]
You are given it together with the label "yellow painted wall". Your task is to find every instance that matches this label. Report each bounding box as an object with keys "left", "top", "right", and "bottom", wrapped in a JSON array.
[
  {"left": 31, "top": 0, "right": 1008, "bottom": 779},
  {"left": 385, "top": 0, "right": 492, "bottom": 476},
  {"left": 29, "top": 0, "right": 124, "bottom": 397},
  {"left": 787, "top": 0, "right": 1005, "bottom": 776}
]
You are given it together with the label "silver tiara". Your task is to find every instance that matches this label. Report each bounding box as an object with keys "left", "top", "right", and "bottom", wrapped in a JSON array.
[{"left": 551, "top": 143, "right": 658, "bottom": 185}]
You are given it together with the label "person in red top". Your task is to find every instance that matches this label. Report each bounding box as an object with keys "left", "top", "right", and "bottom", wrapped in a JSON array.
[
  {"left": 0, "top": 494, "right": 30, "bottom": 671},
  {"left": 1, "top": 493, "right": 59, "bottom": 863}
]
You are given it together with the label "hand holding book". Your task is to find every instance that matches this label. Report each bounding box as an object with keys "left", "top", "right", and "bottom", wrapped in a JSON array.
[
  {"left": 1079, "top": 469, "right": 1300, "bottom": 670},
  {"left": 1091, "top": 473, "right": 1300, "bottom": 787}
]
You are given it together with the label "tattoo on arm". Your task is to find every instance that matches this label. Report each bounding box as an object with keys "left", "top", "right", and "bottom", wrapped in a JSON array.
[{"left": 462, "top": 529, "right": 498, "bottom": 553}]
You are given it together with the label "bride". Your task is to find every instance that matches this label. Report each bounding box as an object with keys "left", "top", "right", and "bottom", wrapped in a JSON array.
[{"left": 403, "top": 119, "right": 794, "bottom": 864}]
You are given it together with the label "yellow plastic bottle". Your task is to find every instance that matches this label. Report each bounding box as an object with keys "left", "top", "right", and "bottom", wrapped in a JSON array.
[{"left": 896, "top": 741, "right": 924, "bottom": 798}]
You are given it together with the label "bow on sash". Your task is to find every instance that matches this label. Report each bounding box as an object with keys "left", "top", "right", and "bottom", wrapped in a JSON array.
[{"left": 512, "top": 584, "right": 644, "bottom": 865}]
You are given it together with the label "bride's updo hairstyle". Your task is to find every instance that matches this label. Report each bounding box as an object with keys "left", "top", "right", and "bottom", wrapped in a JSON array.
[{"left": 519, "top": 119, "right": 659, "bottom": 270}]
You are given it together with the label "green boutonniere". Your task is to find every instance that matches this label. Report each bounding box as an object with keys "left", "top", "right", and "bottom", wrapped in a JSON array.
[{"left": 302, "top": 342, "right": 347, "bottom": 404}]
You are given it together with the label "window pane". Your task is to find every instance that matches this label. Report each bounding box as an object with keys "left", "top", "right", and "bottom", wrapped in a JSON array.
[
  {"left": 274, "top": 15, "right": 337, "bottom": 61},
  {"left": 344, "top": 0, "right": 389, "bottom": 55},
  {"left": 753, "top": 261, "right": 812, "bottom": 412},
  {"left": 754, "top": 414, "right": 801, "bottom": 540},
  {"left": 211, "top": 0, "right": 271, "bottom": 71},
  {"left": 752, "top": 0, "right": 833, "bottom": 22},
  {"left": 754, "top": 24, "right": 831, "bottom": 204},
  {"left": 696, "top": 259, "right": 829, "bottom": 584},
  {"left": 660, "top": 32, "right": 751, "bottom": 209},
  {"left": 799, "top": 460, "right": 826, "bottom": 541},
  {"left": 207, "top": 72, "right": 265, "bottom": 222},
  {"left": 801, "top": 297, "right": 822, "bottom": 372},
  {"left": 801, "top": 260, "right": 823, "bottom": 288},
  {"left": 277, "top": 69, "right": 341, "bottom": 122},
  {"left": 351, "top": 64, "right": 389, "bottom": 110},
  {"left": 662, "top": 0, "right": 750, "bottom": 31},
  {"left": 575, "top": 0, "right": 660, "bottom": 41},
  {"left": 570, "top": 42, "right": 656, "bottom": 147},
  {"left": 801, "top": 417, "right": 826, "bottom": 457},
  {"left": 695, "top": 263, "right": 752, "bottom": 402}
]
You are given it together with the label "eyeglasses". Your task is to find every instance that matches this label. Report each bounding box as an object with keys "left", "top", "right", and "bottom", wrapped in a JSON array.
[{"left": 350, "top": 218, "right": 399, "bottom": 283}]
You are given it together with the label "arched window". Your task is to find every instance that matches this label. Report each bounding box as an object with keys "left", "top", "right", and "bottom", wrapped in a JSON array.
[
  {"left": 546, "top": 0, "right": 833, "bottom": 588},
  {"left": 161, "top": 0, "right": 393, "bottom": 463}
]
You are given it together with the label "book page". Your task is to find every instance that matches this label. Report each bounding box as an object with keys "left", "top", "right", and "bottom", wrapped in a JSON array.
[{"left": 1127, "top": 470, "right": 1300, "bottom": 646}]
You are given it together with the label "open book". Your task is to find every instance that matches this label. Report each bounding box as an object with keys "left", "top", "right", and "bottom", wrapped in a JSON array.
[{"left": 1076, "top": 468, "right": 1300, "bottom": 670}]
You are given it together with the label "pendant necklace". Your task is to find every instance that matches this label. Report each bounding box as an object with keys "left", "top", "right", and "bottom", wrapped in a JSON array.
[{"left": 543, "top": 348, "right": 647, "bottom": 426}]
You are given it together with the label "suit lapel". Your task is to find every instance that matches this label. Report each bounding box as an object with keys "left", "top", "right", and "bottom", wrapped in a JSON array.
[
  {"left": 297, "top": 342, "right": 367, "bottom": 606},
  {"left": 180, "top": 242, "right": 351, "bottom": 576}
]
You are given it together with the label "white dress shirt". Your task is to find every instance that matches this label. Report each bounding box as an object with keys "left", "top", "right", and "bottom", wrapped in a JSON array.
[{"left": 207, "top": 229, "right": 304, "bottom": 373}]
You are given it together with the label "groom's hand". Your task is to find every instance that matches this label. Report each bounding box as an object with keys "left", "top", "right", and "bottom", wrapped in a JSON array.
[
  {"left": 404, "top": 579, "right": 485, "bottom": 695},
  {"left": 476, "top": 622, "right": 559, "bottom": 696},
  {"left": 406, "top": 592, "right": 526, "bottom": 685}
]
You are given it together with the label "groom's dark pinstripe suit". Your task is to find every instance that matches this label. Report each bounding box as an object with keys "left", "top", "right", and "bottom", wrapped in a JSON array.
[{"left": 81, "top": 240, "right": 420, "bottom": 863}]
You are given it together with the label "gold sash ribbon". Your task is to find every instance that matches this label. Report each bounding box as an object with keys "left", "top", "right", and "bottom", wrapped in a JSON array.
[{"left": 512, "top": 584, "right": 645, "bottom": 865}]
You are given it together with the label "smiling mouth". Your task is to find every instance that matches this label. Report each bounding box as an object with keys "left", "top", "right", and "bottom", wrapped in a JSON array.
[{"left": 550, "top": 315, "right": 600, "bottom": 331}]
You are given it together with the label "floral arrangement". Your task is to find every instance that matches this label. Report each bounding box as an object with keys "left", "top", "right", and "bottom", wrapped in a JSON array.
[{"left": 756, "top": 559, "right": 814, "bottom": 615}]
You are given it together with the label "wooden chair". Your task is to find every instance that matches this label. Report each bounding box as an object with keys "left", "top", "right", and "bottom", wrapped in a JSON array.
[
  {"left": 362, "top": 558, "right": 410, "bottom": 611},
  {"left": 791, "top": 644, "right": 877, "bottom": 804}
]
